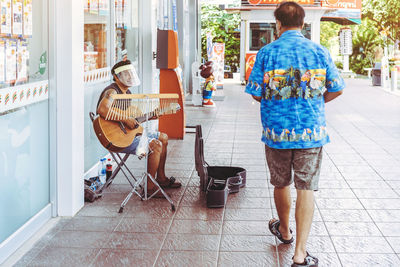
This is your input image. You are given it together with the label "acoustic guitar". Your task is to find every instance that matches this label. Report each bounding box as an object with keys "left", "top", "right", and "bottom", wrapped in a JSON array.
[{"left": 93, "top": 103, "right": 181, "bottom": 152}]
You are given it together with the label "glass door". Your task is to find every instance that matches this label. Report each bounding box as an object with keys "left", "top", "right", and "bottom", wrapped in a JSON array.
[{"left": 0, "top": 0, "right": 50, "bottom": 244}]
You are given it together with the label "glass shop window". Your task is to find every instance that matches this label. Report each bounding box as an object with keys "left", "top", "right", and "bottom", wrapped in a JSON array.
[
  {"left": 249, "top": 22, "right": 312, "bottom": 51},
  {"left": 0, "top": 0, "right": 47, "bottom": 89},
  {"left": 114, "top": 0, "right": 139, "bottom": 71},
  {"left": 84, "top": 0, "right": 110, "bottom": 72},
  {"left": 249, "top": 23, "right": 276, "bottom": 51}
]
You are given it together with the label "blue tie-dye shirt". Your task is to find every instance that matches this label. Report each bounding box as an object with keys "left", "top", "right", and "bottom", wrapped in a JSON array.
[{"left": 245, "top": 30, "right": 345, "bottom": 149}]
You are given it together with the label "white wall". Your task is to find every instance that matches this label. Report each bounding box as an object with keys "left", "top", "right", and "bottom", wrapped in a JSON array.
[{"left": 52, "top": 0, "right": 84, "bottom": 216}]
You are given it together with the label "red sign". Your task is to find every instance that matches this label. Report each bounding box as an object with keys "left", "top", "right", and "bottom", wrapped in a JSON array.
[
  {"left": 247, "top": 0, "right": 315, "bottom": 5},
  {"left": 321, "top": 0, "right": 361, "bottom": 9},
  {"left": 245, "top": 53, "right": 257, "bottom": 81}
]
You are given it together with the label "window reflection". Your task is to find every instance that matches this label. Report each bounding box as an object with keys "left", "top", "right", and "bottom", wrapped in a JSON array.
[
  {"left": 115, "top": 0, "right": 139, "bottom": 65},
  {"left": 84, "top": 0, "right": 109, "bottom": 71},
  {"left": 249, "top": 22, "right": 311, "bottom": 51}
]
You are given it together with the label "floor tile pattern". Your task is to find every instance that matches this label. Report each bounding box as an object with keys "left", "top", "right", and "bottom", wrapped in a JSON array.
[{"left": 14, "top": 79, "right": 400, "bottom": 266}]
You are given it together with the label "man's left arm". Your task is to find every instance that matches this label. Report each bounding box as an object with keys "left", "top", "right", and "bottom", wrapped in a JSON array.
[{"left": 245, "top": 50, "right": 265, "bottom": 102}]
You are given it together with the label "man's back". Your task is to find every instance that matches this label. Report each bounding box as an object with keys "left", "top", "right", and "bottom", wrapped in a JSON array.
[
  {"left": 245, "top": 30, "right": 345, "bottom": 149},
  {"left": 263, "top": 31, "right": 330, "bottom": 74}
]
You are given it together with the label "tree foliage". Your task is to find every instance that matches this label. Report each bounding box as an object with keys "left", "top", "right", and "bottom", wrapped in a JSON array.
[
  {"left": 201, "top": 5, "right": 241, "bottom": 72},
  {"left": 362, "top": 0, "right": 400, "bottom": 44},
  {"left": 350, "top": 19, "right": 383, "bottom": 74},
  {"left": 320, "top": 22, "right": 341, "bottom": 51}
]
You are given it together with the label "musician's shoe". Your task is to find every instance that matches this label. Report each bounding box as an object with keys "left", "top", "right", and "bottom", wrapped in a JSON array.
[
  {"left": 203, "top": 100, "right": 216, "bottom": 107},
  {"left": 158, "top": 177, "right": 182, "bottom": 189}
]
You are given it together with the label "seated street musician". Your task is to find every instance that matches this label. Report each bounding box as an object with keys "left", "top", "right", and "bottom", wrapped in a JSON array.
[{"left": 96, "top": 60, "right": 181, "bottom": 198}]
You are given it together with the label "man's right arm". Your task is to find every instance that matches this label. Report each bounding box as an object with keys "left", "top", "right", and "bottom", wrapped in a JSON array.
[
  {"left": 97, "top": 89, "right": 138, "bottom": 129},
  {"left": 252, "top": 95, "right": 262, "bottom": 103},
  {"left": 323, "top": 90, "right": 343, "bottom": 103}
]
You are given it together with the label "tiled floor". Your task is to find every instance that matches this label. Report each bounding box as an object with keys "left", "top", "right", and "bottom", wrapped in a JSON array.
[{"left": 13, "top": 79, "right": 400, "bottom": 266}]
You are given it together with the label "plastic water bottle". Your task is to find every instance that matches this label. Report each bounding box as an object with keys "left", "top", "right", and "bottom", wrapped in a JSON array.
[
  {"left": 106, "top": 158, "right": 113, "bottom": 181},
  {"left": 98, "top": 158, "right": 107, "bottom": 184}
]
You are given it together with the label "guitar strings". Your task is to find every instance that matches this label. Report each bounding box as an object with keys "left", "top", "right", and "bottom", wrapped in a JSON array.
[{"left": 105, "top": 96, "right": 179, "bottom": 121}]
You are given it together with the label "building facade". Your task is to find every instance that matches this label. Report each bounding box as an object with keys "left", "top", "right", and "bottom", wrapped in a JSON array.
[
  {"left": 0, "top": 0, "right": 199, "bottom": 263},
  {"left": 227, "top": 0, "right": 362, "bottom": 82}
]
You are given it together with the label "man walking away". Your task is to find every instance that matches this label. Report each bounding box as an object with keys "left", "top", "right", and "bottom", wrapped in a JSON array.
[{"left": 245, "top": 2, "right": 344, "bottom": 266}]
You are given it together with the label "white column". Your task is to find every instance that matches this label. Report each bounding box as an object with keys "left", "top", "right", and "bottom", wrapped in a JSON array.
[
  {"left": 140, "top": 0, "right": 157, "bottom": 94},
  {"left": 51, "top": 0, "right": 84, "bottom": 216},
  {"left": 188, "top": 0, "right": 199, "bottom": 93},
  {"left": 240, "top": 19, "right": 246, "bottom": 82},
  {"left": 391, "top": 68, "right": 398, "bottom": 91},
  {"left": 343, "top": 55, "right": 350, "bottom": 72},
  {"left": 177, "top": 0, "right": 190, "bottom": 93},
  {"left": 382, "top": 47, "right": 389, "bottom": 88},
  {"left": 312, "top": 20, "right": 320, "bottom": 44}
]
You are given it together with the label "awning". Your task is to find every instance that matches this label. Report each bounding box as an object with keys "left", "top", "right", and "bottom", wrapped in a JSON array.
[
  {"left": 321, "top": 17, "right": 361, "bottom": 25},
  {"left": 320, "top": 0, "right": 362, "bottom": 25}
]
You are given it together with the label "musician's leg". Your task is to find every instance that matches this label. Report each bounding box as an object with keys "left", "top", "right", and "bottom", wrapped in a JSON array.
[
  {"left": 156, "top": 133, "right": 182, "bottom": 188},
  {"left": 147, "top": 139, "right": 162, "bottom": 190},
  {"left": 156, "top": 132, "right": 168, "bottom": 181}
]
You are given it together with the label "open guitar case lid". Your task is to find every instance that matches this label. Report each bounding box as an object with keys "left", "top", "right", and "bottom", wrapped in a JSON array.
[{"left": 194, "top": 125, "right": 247, "bottom": 208}]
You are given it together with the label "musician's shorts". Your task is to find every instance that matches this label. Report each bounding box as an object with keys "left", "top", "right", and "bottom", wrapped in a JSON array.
[
  {"left": 265, "top": 145, "right": 323, "bottom": 191},
  {"left": 121, "top": 131, "right": 160, "bottom": 154}
]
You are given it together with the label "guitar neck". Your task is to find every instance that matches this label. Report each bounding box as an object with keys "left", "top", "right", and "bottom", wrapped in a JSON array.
[
  {"left": 136, "top": 113, "right": 155, "bottom": 124},
  {"left": 132, "top": 104, "right": 181, "bottom": 124}
]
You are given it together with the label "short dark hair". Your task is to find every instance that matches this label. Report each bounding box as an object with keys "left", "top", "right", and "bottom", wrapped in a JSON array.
[
  {"left": 111, "top": 60, "right": 132, "bottom": 81},
  {"left": 274, "top": 2, "right": 305, "bottom": 28}
]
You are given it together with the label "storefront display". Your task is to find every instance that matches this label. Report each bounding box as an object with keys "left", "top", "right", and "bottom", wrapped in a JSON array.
[
  {"left": 84, "top": 0, "right": 109, "bottom": 72},
  {"left": 0, "top": 39, "right": 5, "bottom": 83},
  {"left": 90, "top": 0, "right": 99, "bottom": 15},
  {"left": 12, "top": 0, "right": 23, "bottom": 36},
  {"left": 23, "top": 0, "right": 33, "bottom": 37},
  {"left": 1, "top": 0, "right": 12, "bottom": 36},
  {"left": 84, "top": 0, "right": 89, "bottom": 12},
  {"left": 98, "top": 0, "right": 109, "bottom": 16},
  {"left": 0, "top": 0, "right": 34, "bottom": 91},
  {"left": 16, "top": 39, "right": 28, "bottom": 82},
  {"left": 5, "top": 38, "right": 16, "bottom": 84}
]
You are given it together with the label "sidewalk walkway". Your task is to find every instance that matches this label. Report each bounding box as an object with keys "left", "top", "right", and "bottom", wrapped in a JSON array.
[{"left": 12, "top": 79, "right": 400, "bottom": 267}]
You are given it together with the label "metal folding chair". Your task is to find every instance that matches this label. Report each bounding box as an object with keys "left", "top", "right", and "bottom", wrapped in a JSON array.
[{"left": 89, "top": 112, "right": 175, "bottom": 213}]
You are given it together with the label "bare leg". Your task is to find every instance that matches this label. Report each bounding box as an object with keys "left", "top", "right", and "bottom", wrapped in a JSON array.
[
  {"left": 293, "top": 190, "right": 315, "bottom": 263},
  {"left": 274, "top": 186, "right": 293, "bottom": 240},
  {"left": 156, "top": 133, "right": 168, "bottom": 181},
  {"left": 147, "top": 140, "right": 162, "bottom": 190}
]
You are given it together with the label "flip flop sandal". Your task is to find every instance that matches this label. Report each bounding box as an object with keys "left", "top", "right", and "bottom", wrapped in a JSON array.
[
  {"left": 159, "top": 177, "right": 182, "bottom": 189},
  {"left": 268, "top": 219, "right": 294, "bottom": 244},
  {"left": 291, "top": 251, "right": 318, "bottom": 267}
]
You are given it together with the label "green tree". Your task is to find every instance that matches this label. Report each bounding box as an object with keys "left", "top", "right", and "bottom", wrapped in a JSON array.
[
  {"left": 362, "top": 0, "right": 400, "bottom": 44},
  {"left": 320, "top": 22, "right": 341, "bottom": 51},
  {"left": 350, "top": 19, "right": 382, "bottom": 74},
  {"left": 201, "top": 5, "right": 241, "bottom": 72}
]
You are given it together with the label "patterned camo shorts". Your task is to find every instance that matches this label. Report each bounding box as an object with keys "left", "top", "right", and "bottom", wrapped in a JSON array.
[{"left": 265, "top": 145, "right": 323, "bottom": 191}]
